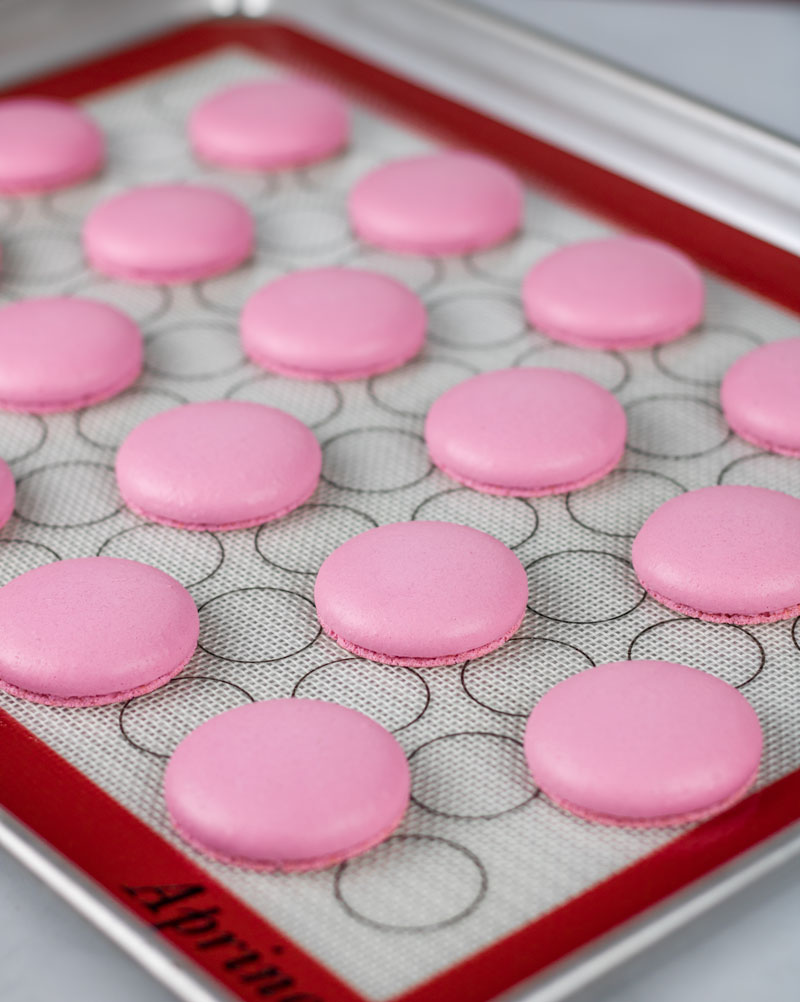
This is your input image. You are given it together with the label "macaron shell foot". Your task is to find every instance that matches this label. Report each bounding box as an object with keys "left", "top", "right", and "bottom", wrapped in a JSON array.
[
  {"left": 432, "top": 445, "right": 625, "bottom": 498},
  {"left": 541, "top": 763, "right": 760, "bottom": 829},
  {"left": 169, "top": 799, "right": 408, "bottom": 872},
  {"left": 723, "top": 425, "right": 800, "bottom": 459},
  {"left": 121, "top": 478, "right": 319, "bottom": 532},
  {"left": 318, "top": 609, "right": 526, "bottom": 668},
  {"left": 84, "top": 252, "right": 251, "bottom": 285},
  {"left": 530, "top": 315, "right": 701, "bottom": 352},
  {"left": 0, "top": 360, "right": 142, "bottom": 414},
  {"left": 640, "top": 583, "right": 800, "bottom": 626},
  {"left": 243, "top": 345, "right": 424, "bottom": 383},
  {"left": 0, "top": 656, "right": 193, "bottom": 708},
  {"left": 0, "top": 460, "right": 14, "bottom": 529},
  {"left": 0, "top": 169, "right": 101, "bottom": 195}
]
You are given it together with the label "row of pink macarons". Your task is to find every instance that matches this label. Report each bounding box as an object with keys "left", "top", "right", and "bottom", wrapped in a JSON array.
[
  {"left": 0, "top": 538, "right": 765, "bottom": 868},
  {"left": 0, "top": 313, "right": 798, "bottom": 553},
  {"left": 0, "top": 269, "right": 797, "bottom": 495},
  {"left": 0, "top": 85, "right": 606, "bottom": 278},
  {"left": 0, "top": 79, "right": 351, "bottom": 195},
  {"left": 0, "top": 83, "right": 689, "bottom": 302},
  {"left": 1, "top": 85, "right": 796, "bottom": 460},
  {"left": 0, "top": 84, "right": 703, "bottom": 351},
  {"left": 161, "top": 658, "right": 763, "bottom": 871},
  {"left": 0, "top": 78, "right": 354, "bottom": 191},
  {"left": 0, "top": 347, "right": 794, "bottom": 549}
]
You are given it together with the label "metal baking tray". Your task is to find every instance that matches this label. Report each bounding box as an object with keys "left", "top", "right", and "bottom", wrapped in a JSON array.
[{"left": 1, "top": 5, "right": 799, "bottom": 1002}]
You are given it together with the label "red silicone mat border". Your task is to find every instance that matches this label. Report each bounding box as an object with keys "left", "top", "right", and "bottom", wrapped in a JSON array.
[{"left": 2, "top": 18, "right": 800, "bottom": 1002}]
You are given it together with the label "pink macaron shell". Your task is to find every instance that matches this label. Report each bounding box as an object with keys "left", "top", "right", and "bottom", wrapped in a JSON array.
[
  {"left": 0, "top": 557, "right": 199, "bottom": 706},
  {"left": 314, "top": 521, "right": 528, "bottom": 667},
  {"left": 348, "top": 151, "right": 524, "bottom": 255},
  {"left": 0, "top": 98, "right": 103, "bottom": 194},
  {"left": 424, "top": 368, "right": 626, "bottom": 496},
  {"left": 0, "top": 459, "right": 14, "bottom": 529},
  {"left": 115, "top": 400, "right": 321, "bottom": 531},
  {"left": 721, "top": 338, "right": 800, "bottom": 457},
  {"left": 632, "top": 485, "right": 800, "bottom": 624},
  {"left": 0, "top": 297, "right": 142, "bottom": 413},
  {"left": 525, "top": 660, "right": 762, "bottom": 827},
  {"left": 522, "top": 237, "right": 704, "bottom": 350},
  {"left": 240, "top": 267, "right": 427, "bottom": 381},
  {"left": 164, "top": 699, "right": 410, "bottom": 871},
  {"left": 83, "top": 184, "right": 254, "bottom": 284},
  {"left": 190, "top": 78, "right": 348, "bottom": 169}
]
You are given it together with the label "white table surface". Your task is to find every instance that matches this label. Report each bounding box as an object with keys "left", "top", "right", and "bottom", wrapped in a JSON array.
[{"left": 3, "top": 3, "right": 800, "bottom": 1000}]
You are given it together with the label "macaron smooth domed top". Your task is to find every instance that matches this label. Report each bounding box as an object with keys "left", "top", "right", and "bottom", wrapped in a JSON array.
[
  {"left": 0, "top": 557, "right": 199, "bottom": 706},
  {"left": 424, "top": 367, "right": 626, "bottom": 496},
  {"left": 348, "top": 151, "right": 524, "bottom": 255},
  {"left": 721, "top": 338, "right": 800, "bottom": 457},
  {"left": 115, "top": 400, "right": 321, "bottom": 531},
  {"left": 189, "top": 77, "right": 349, "bottom": 169},
  {"left": 83, "top": 184, "right": 254, "bottom": 283},
  {"left": 0, "top": 97, "right": 103, "bottom": 193},
  {"left": 164, "top": 698, "right": 410, "bottom": 871},
  {"left": 522, "top": 237, "right": 704, "bottom": 350},
  {"left": 0, "top": 459, "right": 14, "bottom": 530},
  {"left": 524, "top": 660, "right": 762, "bottom": 826},
  {"left": 0, "top": 297, "right": 142, "bottom": 412},
  {"left": 632, "top": 484, "right": 800, "bottom": 624},
  {"left": 240, "top": 267, "right": 427, "bottom": 381},
  {"left": 314, "top": 520, "right": 528, "bottom": 666}
]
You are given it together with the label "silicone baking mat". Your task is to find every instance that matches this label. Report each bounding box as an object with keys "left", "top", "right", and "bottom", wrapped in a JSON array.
[{"left": 2, "top": 20, "right": 800, "bottom": 1002}]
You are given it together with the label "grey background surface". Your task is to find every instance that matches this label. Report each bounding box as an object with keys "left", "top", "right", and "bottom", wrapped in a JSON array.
[
  {"left": 4, "top": 834, "right": 800, "bottom": 1002},
  {"left": 477, "top": 0, "right": 800, "bottom": 143},
  {"left": 3, "top": 2, "right": 800, "bottom": 1001}
]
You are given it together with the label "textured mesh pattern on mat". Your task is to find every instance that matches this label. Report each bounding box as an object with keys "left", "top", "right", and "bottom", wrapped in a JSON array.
[{"left": 1, "top": 50, "right": 800, "bottom": 1001}]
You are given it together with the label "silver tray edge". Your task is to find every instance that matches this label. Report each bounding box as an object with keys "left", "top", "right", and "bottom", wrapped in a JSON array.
[
  {"left": 282, "top": 0, "right": 800, "bottom": 257},
  {"left": 0, "top": 805, "right": 235, "bottom": 1002}
]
